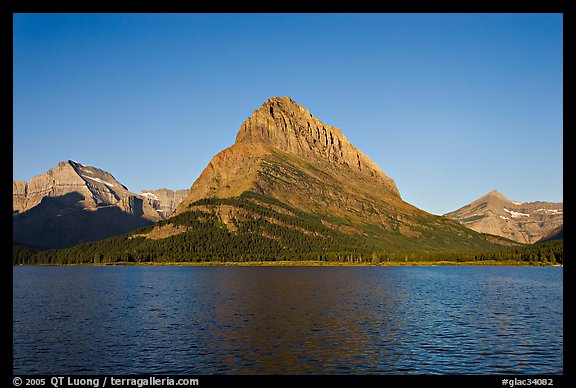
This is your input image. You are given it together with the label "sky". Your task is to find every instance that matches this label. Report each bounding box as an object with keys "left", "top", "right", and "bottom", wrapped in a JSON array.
[{"left": 12, "top": 13, "right": 563, "bottom": 215}]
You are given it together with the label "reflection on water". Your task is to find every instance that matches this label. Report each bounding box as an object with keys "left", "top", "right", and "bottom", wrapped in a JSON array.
[
  {"left": 199, "top": 268, "right": 406, "bottom": 374},
  {"left": 13, "top": 266, "right": 562, "bottom": 374}
]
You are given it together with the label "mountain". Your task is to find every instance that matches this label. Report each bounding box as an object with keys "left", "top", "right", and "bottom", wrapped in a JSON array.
[
  {"left": 113, "top": 96, "right": 517, "bottom": 262},
  {"left": 174, "top": 96, "right": 401, "bottom": 221},
  {"left": 140, "top": 188, "right": 189, "bottom": 218},
  {"left": 13, "top": 160, "right": 162, "bottom": 249},
  {"left": 17, "top": 97, "right": 525, "bottom": 264},
  {"left": 444, "top": 190, "right": 563, "bottom": 244}
]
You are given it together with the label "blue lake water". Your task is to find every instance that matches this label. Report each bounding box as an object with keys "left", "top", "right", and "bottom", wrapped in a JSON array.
[{"left": 13, "top": 266, "right": 563, "bottom": 374}]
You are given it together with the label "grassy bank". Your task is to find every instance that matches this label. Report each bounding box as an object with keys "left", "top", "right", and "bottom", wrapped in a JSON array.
[
  {"left": 23, "top": 260, "right": 560, "bottom": 267},
  {"left": 14, "top": 239, "right": 563, "bottom": 266}
]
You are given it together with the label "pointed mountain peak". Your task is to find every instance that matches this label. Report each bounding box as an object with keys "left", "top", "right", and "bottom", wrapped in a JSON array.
[
  {"left": 235, "top": 96, "right": 328, "bottom": 145},
  {"left": 234, "top": 96, "right": 399, "bottom": 197},
  {"left": 53, "top": 159, "right": 86, "bottom": 171},
  {"left": 175, "top": 97, "right": 402, "bottom": 216},
  {"left": 262, "top": 95, "right": 297, "bottom": 107},
  {"left": 252, "top": 95, "right": 303, "bottom": 113},
  {"left": 258, "top": 96, "right": 313, "bottom": 120},
  {"left": 484, "top": 190, "right": 508, "bottom": 201}
]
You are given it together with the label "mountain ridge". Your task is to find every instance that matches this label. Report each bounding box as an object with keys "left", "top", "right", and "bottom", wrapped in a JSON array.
[
  {"left": 12, "top": 160, "right": 185, "bottom": 249},
  {"left": 16, "top": 97, "right": 552, "bottom": 263},
  {"left": 444, "top": 190, "right": 563, "bottom": 244}
]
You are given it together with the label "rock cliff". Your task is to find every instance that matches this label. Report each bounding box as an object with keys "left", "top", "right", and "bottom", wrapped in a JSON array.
[
  {"left": 140, "top": 188, "right": 189, "bottom": 218},
  {"left": 235, "top": 96, "right": 400, "bottom": 196}
]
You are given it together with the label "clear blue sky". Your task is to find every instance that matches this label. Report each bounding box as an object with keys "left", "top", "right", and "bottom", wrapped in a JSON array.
[{"left": 13, "top": 13, "right": 563, "bottom": 215}]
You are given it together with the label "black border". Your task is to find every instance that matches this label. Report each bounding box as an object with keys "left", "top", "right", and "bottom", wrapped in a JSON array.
[
  {"left": 1, "top": 0, "right": 571, "bottom": 13},
  {"left": 5, "top": 375, "right": 570, "bottom": 387},
  {"left": 4, "top": 0, "right": 572, "bottom": 386}
]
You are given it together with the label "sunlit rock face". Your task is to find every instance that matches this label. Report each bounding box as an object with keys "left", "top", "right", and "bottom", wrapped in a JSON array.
[
  {"left": 445, "top": 190, "right": 563, "bottom": 244},
  {"left": 13, "top": 160, "right": 161, "bottom": 248}
]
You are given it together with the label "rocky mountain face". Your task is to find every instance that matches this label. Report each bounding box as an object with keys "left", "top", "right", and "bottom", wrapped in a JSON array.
[
  {"left": 140, "top": 188, "right": 188, "bottom": 218},
  {"left": 444, "top": 190, "right": 563, "bottom": 244},
  {"left": 13, "top": 160, "right": 162, "bottom": 249},
  {"left": 235, "top": 96, "right": 400, "bottom": 196},
  {"left": 176, "top": 97, "right": 409, "bottom": 223}
]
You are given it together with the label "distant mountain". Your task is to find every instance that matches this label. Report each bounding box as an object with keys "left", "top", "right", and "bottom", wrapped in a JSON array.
[
  {"left": 13, "top": 160, "right": 163, "bottom": 249},
  {"left": 444, "top": 190, "right": 563, "bottom": 244},
  {"left": 140, "top": 188, "right": 188, "bottom": 218}
]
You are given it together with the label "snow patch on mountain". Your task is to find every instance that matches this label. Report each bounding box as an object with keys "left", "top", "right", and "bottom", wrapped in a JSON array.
[
  {"left": 503, "top": 208, "right": 530, "bottom": 218},
  {"left": 536, "top": 208, "right": 562, "bottom": 214},
  {"left": 83, "top": 175, "right": 115, "bottom": 188},
  {"left": 141, "top": 192, "right": 159, "bottom": 201}
]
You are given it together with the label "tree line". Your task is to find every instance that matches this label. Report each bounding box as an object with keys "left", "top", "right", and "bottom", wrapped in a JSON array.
[{"left": 12, "top": 192, "right": 563, "bottom": 265}]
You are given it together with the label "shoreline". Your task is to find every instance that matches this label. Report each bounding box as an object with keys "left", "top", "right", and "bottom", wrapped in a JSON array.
[{"left": 16, "top": 260, "right": 562, "bottom": 267}]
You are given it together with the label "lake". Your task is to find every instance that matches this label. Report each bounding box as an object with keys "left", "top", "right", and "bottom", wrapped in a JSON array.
[{"left": 13, "top": 266, "right": 562, "bottom": 375}]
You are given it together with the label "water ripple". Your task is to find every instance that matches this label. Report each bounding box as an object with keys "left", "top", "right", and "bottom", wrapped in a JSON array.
[{"left": 13, "top": 266, "right": 563, "bottom": 374}]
